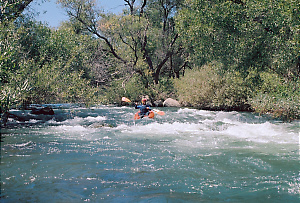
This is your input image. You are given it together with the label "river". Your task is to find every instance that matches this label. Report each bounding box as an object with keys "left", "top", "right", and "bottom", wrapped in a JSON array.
[{"left": 1, "top": 104, "right": 299, "bottom": 202}]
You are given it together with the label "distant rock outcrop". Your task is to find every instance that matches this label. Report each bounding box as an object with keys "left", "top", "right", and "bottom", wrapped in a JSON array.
[{"left": 163, "top": 98, "right": 181, "bottom": 107}]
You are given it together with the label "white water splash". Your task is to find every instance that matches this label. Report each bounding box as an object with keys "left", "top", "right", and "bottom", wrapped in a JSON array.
[{"left": 1, "top": 106, "right": 299, "bottom": 202}]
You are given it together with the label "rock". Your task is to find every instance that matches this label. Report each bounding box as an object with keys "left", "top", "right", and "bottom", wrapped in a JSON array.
[
  {"left": 163, "top": 98, "right": 181, "bottom": 107},
  {"left": 146, "top": 101, "right": 153, "bottom": 107},
  {"left": 154, "top": 100, "right": 164, "bottom": 107},
  {"left": 31, "top": 106, "right": 54, "bottom": 115}
]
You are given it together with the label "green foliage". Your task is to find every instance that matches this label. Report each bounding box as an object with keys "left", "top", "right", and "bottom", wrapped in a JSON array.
[
  {"left": 153, "top": 77, "right": 176, "bottom": 100},
  {"left": 99, "top": 14, "right": 150, "bottom": 65},
  {"left": 23, "top": 62, "right": 98, "bottom": 104},
  {"left": 101, "top": 73, "right": 177, "bottom": 105},
  {"left": 0, "top": 68, "right": 30, "bottom": 114},
  {"left": 213, "top": 71, "right": 252, "bottom": 110},
  {"left": 60, "top": 0, "right": 186, "bottom": 86},
  {"left": 0, "top": 0, "right": 33, "bottom": 23},
  {"left": 176, "top": 0, "right": 300, "bottom": 76},
  {"left": 174, "top": 62, "right": 252, "bottom": 110},
  {"left": 174, "top": 0, "right": 299, "bottom": 119},
  {"left": 175, "top": 62, "right": 299, "bottom": 120},
  {"left": 249, "top": 72, "right": 300, "bottom": 120},
  {"left": 1, "top": 0, "right": 299, "bottom": 123},
  {"left": 101, "top": 75, "right": 152, "bottom": 104},
  {"left": 175, "top": 63, "right": 222, "bottom": 108},
  {"left": 0, "top": 21, "right": 32, "bottom": 114},
  {"left": 0, "top": 18, "right": 99, "bottom": 118},
  {"left": 0, "top": 22, "right": 22, "bottom": 84}
]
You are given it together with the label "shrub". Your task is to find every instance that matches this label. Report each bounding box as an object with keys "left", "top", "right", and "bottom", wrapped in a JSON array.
[
  {"left": 174, "top": 63, "right": 221, "bottom": 108},
  {"left": 152, "top": 77, "right": 176, "bottom": 101},
  {"left": 174, "top": 62, "right": 251, "bottom": 111},
  {"left": 249, "top": 72, "right": 300, "bottom": 121}
]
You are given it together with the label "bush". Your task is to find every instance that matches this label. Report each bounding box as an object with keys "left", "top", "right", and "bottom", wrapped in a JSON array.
[
  {"left": 213, "top": 71, "right": 252, "bottom": 110},
  {"left": 174, "top": 63, "right": 221, "bottom": 108},
  {"left": 174, "top": 62, "right": 251, "bottom": 111},
  {"left": 152, "top": 77, "right": 177, "bottom": 101},
  {"left": 249, "top": 72, "right": 300, "bottom": 121}
]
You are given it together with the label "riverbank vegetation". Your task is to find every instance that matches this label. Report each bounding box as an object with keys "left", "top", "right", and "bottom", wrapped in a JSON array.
[{"left": 1, "top": 0, "right": 299, "bottom": 122}]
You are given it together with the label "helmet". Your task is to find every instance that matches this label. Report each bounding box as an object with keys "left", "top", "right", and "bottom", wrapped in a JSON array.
[{"left": 142, "top": 98, "right": 147, "bottom": 102}]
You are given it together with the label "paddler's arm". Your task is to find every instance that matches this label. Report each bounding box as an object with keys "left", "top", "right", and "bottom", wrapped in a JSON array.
[{"left": 135, "top": 103, "right": 141, "bottom": 109}]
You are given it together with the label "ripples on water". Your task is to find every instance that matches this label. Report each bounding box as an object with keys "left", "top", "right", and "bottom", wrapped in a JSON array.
[{"left": 1, "top": 105, "right": 299, "bottom": 202}]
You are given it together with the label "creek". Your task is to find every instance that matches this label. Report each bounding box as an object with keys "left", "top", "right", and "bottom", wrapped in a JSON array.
[{"left": 1, "top": 104, "right": 299, "bottom": 202}]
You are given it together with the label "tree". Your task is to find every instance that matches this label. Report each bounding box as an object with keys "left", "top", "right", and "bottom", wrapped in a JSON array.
[
  {"left": 58, "top": 0, "right": 186, "bottom": 87},
  {"left": 1, "top": 16, "right": 99, "bottom": 119},
  {"left": 176, "top": 0, "right": 300, "bottom": 78},
  {"left": 143, "top": 0, "right": 186, "bottom": 83},
  {"left": 0, "top": 0, "right": 34, "bottom": 23}
]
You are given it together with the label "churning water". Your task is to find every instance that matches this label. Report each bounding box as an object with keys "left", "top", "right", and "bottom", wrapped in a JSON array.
[{"left": 1, "top": 105, "right": 299, "bottom": 202}]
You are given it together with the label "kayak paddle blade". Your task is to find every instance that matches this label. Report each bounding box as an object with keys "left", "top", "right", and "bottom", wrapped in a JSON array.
[
  {"left": 153, "top": 109, "right": 165, "bottom": 116},
  {"left": 122, "top": 97, "right": 131, "bottom": 103}
]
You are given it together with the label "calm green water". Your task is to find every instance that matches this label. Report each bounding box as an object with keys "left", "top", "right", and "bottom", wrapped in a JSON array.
[{"left": 1, "top": 105, "right": 299, "bottom": 202}]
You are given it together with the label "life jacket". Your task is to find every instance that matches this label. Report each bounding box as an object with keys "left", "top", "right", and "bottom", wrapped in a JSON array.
[{"left": 136, "top": 104, "right": 151, "bottom": 115}]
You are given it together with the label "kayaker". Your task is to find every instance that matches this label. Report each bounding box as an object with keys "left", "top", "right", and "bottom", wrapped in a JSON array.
[{"left": 135, "top": 98, "right": 152, "bottom": 118}]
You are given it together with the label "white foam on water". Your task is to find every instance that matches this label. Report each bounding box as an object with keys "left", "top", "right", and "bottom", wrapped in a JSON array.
[
  {"left": 13, "top": 141, "right": 35, "bottom": 148},
  {"left": 222, "top": 121, "right": 299, "bottom": 144},
  {"left": 27, "top": 119, "right": 39, "bottom": 123},
  {"left": 47, "top": 116, "right": 106, "bottom": 126},
  {"left": 117, "top": 109, "right": 299, "bottom": 147},
  {"left": 7, "top": 118, "right": 19, "bottom": 123},
  {"left": 177, "top": 108, "right": 214, "bottom": 117},
  {"left": 118, "top": 121, "right": 204, "bottom": 136},
  {"left": 2, "top": 106, "right": 299, "bottom": 202},
  {"left": 38, "top": 124, "right": 97, "bottom": 141},
  {"left": 54, "top": 125, "right": 92, "bottom": 134},
  {"left": 39, "top": 107, "right": 299, "bottom": 149},
  {"left": 84, "top": 116, "right": 106, "bottom": 122}
]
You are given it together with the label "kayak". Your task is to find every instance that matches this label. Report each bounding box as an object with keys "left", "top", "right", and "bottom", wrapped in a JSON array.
[{"left": 134, "top": 111, "right": 155, "bottom": 120}]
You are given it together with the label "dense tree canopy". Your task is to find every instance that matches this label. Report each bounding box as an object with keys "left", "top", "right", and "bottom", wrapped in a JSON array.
[
  {"left": 0, "top": 0, "right": 34, "bottom": 22},
  {"left": 0, "top": 0, "right": 299, "bottom": 122},
  {"left": 176, "top": 0, "right": 300, "bottom": 77},
  {"left": 0, "top": 11, "right": 99, "bottom": 115},
  {"left": 58, "top": 0, "right": 186, "bottom": 87}
]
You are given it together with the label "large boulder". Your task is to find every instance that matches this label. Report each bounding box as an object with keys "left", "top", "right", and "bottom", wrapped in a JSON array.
[{"left": 163, "top": 98, "right": 181, "bottom": 107}]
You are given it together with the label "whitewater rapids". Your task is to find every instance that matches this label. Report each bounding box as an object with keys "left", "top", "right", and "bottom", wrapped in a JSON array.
[{"left": 1, "top": 105, "right": 299, "bottom": 202}]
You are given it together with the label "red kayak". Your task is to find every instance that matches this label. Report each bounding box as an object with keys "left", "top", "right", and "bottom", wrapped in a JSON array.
[{"left": 134, "top": 111, "right": 155, "bottom": 120}]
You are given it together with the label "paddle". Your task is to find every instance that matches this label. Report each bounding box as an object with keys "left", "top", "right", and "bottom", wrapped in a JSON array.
[
  {"left": 152, "top": 109, "right": 165, "bottom": 116},
  {"left": 122, "top": 97, "right": 165, "bottom": 116},
  {"left": 122, "top": 97, "right": 131, "bottom": 103}
]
